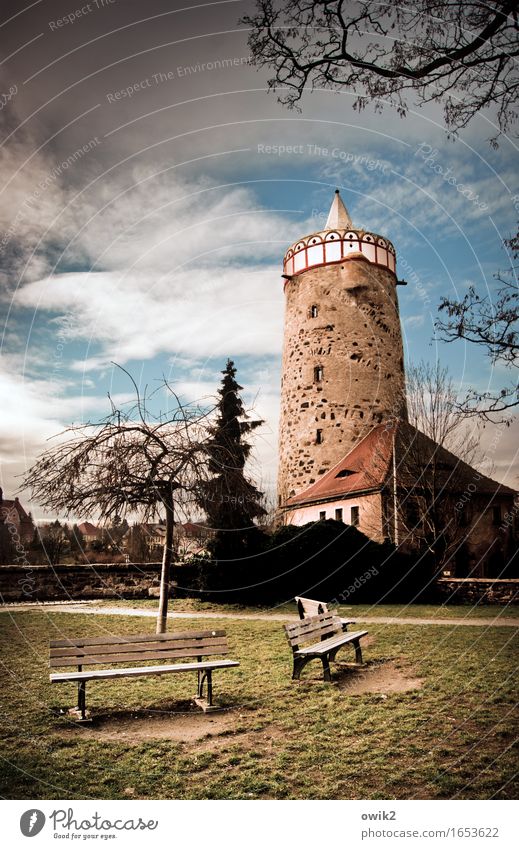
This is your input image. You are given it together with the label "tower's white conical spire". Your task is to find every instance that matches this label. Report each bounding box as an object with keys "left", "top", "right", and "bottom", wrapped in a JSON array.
[{"left": 325, "top": 189, "right": 352, "bottom": 229}]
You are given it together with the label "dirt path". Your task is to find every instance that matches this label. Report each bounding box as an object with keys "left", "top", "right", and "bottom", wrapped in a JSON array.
[{"left": 3, "top": 602, "right": 519, "bottom": 627}]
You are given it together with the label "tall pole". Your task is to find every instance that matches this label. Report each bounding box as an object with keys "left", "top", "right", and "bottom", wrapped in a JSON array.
[{"left": 156, "top": 484, "right": 174, "bottom": 634}]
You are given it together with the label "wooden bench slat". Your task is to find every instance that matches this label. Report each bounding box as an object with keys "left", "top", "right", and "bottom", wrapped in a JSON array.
[
  {"left": 295, "top": 596, "right": 327, "bottom": 617},
  {"left": 285, "top": 612, "right": 337, "bottom": 635},
  {"left": 50, "top": 629, "right": 225, "bottom": 649},
  {"left": 50, "top": 644, "right": 229, "bottom": 667},
  {"left": 295, "top": 630, "right": 369, "bottom": 657},
  {"left": 50, "top": 659, "right": 240, "bottom": 683},
  {"left": 285, "top": 618, "right": 339, "bottom": 642},
  {"left": 288, "top": 617, "right": 356, "bottom": 636},
  {"left": 295, "top": 597, "right": 356, "bottom": 631},
  {"left": 285, "top": 619, "right": 338, "bottom": 637},
  {"left": 285, "top": 613, "right": 342, "bottom": 647},
  {"left": 50, "top": 636, "right": 228, "bottom": 659}
]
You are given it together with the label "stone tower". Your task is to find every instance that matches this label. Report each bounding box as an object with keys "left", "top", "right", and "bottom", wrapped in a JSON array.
[{"left": 277, "top": 190, "right": 407, "bottom": 505}]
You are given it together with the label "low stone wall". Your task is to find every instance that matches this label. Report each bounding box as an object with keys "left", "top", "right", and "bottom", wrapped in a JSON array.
[
  {"left": 0, "top": 562, "right": 200, "bottom": 603},
  {"left": 437, "top": 578, "right": 519, "bottom": 605},
  {"left": 2, "top": 565, "right": 517, "bottom": 606}
]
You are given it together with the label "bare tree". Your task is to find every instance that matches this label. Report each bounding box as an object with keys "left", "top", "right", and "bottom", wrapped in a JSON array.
[
  {"left": 406, "top": 360, "right": 481, "bottom": 461},
  {"left": 399, "top": 361, "right": 483, "bottom": 567},
  {"left": 243, "top": 1, "right": 519, "bottom": 142},
  {"left": 437, "top": 229, "right": 519, "bottom": 418},
  {"left": 22, "top": 372, "right": 212, "bottom": 633},
  {"left": 37, "top": 521, "right": 70, "bottom": 566},
  {"left": 362, "top": 361, "right": 483, "bottom": 570}
]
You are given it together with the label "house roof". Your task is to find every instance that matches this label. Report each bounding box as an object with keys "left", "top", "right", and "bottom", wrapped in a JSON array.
[
  {"left": 285, "top": 420, "right": 517, "bottom": 508},
  {"left": 141, "top": 524, "right": 166, "bottom": 537},
  {"left": 182, "top": 521, "right": 208, "bottom": 535},
  {"left": 77, "top": 521, "right": 100, "bottom": 536},
  {"left": 285, "top": 424, "right": 394, "bottom": 507},
  {"left": 0, "top": 496, "right": 32, "bottom": 523}
]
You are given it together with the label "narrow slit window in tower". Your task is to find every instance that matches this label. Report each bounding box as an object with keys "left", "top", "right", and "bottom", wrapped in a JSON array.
[
  {"left": 310, "top": 305, "right": 318, "bottom": 318},
  {"left": 316, "top": 429, "right": 323, "bottom": 444},
  {"left": 314, "top": 365, "right": 324, "bottom": 382}
]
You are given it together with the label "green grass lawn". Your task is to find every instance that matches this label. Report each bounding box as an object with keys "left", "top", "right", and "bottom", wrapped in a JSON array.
[{"left": 0, "top": 608, "right": 517, "bottom": 800}]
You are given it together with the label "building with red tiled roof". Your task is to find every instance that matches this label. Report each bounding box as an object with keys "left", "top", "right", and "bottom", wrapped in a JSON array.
[
  {"left": 0, "top": 489, "right": 35, "bottom": 543},
  {"left": 283, "top": 421, "right": 517, "bottom": 577},
  {"left": 77, "top": 522, "right": 102, "bottom": 543}
]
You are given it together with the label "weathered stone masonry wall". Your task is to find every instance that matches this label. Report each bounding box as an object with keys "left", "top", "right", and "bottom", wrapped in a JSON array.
[
  {"left": 0, "top": 563, "right": 199, "bottom": 602},
  {"left": 278, "top": 257, "right": 407, "bottom": 504},
  {"left": 437, "top": 578, "right": 519, "bottom": 605}
]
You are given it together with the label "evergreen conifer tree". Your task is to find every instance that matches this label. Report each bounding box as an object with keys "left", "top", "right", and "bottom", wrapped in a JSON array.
[{"left": 199, "top": 360, "right": 266, "bottom": 558}]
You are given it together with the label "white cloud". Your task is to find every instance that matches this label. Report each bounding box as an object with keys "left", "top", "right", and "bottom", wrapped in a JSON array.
[
  {"left": 0, "top": 363, "right": 134, "bottom": 501},
  {"left": 404, "top": 314, "right": 426, "bottom": 329},
  {"left": 15, "top": 263, "right": 285, "bottom": 366}
]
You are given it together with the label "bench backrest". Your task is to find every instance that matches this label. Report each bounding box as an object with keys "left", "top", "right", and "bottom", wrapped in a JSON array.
[
  {"left": 295, "top": 596, "right": 330, "bottom": 619},
  {"left": 284, "top": 613, "right": 342, "bottom": 651},
  {"left": 49, "top": 629, "right": 229, "bottom": 669}
]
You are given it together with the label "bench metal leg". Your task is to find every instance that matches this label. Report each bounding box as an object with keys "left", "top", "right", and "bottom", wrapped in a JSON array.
[
  {"left": 196, "top": 670, "right": 213, "bottom": 705},
  {"left": 193, "top": 668, "right": 221, "bottom": 713},
  {"left": 292, "top": 656, "right": 312, "bottom": 680},
  {"left": 321, "top": 655, "right": 332, "bottom": 683},
  {"left": 196, "top": 656, "right": 203, "bottom": 698},
  {"left": 77, "top": 681, "right": 87, "bottom": 721},
  {"left": 206, "top": 670, "right": 213, "bottom": 707},
  {"left": 329, "top": 641, "right": 364, "bottom": 666}
]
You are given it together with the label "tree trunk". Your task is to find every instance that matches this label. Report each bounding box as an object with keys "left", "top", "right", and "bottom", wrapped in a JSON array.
[{"left": 156, "top": 488, "right": 174, "bottom": 634}]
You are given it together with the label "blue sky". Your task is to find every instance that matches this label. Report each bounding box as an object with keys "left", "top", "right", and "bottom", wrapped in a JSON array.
[{"left": 1, "top": 0, "right": 518, "bottom": 516}]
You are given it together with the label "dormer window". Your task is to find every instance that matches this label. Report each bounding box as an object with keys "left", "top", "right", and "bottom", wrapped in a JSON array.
[{"left": 335, "top": 469, "right": 355, "bottom": 479}]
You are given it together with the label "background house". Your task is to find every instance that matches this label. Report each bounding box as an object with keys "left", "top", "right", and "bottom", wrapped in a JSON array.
[
  {"left": 283, "top": 421, "right": 517, "bottom": 577},
  {"left": 77, "top": 521, "right": 102, "bottom": 545},
  {"left": 0, "top": 489, "right": 35, "bottom": 544}
]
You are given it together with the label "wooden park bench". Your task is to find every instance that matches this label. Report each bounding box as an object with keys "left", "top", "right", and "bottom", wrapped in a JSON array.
[
  {"left": 49, "top": 629, "right": 239, "bottom": 721},
  {"left": 295, "top": 595, "right": 355, "bottom": 632},
  {"left": 284, "top": 612, "right": 368, "bottom": 682}
]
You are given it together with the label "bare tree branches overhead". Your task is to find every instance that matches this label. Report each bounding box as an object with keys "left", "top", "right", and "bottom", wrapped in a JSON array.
[
  {"left": 22, "top": 370, "right": 214, "bottom": 633},
  {"left": 436, "top": 229, "right": 519, "bottom": 418},
  {"left": 243, "top": 1, "right": 519, "bottom": 141}
]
